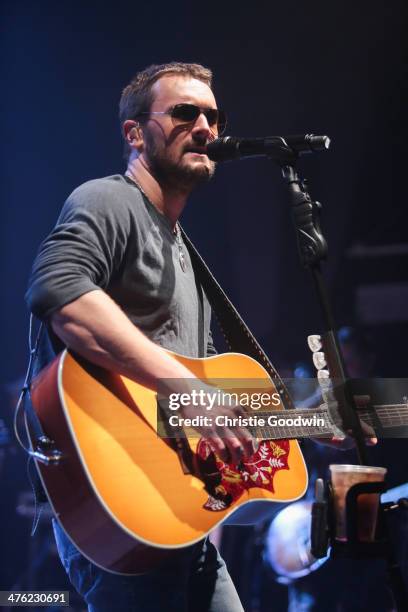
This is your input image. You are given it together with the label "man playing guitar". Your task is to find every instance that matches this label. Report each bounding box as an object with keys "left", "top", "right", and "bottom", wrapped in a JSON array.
[{"left": 26, "top": 62, "right": 372, "bottom": 612}]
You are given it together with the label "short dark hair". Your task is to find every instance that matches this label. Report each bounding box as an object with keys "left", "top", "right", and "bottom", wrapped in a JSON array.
[{"left": 119, "top": 61, "right": 213, "bottom": 161}]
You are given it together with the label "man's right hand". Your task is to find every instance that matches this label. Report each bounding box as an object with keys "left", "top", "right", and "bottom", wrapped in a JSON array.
[{"left": 177, "top": 383, "right": 256, "bottom": 464}]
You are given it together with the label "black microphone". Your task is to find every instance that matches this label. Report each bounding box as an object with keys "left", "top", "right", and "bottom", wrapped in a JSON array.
[{"left": 206, "top": 134, "right": 330, "bottom": 162}]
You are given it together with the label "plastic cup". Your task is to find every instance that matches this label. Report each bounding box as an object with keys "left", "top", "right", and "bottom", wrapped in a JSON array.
[{"left": 329, "top": 464, "right": 387, "bottom": 542}]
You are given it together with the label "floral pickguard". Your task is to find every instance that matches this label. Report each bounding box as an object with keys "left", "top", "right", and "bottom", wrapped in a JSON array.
[{"left": 197, "top": 439, "right": 290, "bottom": 511}]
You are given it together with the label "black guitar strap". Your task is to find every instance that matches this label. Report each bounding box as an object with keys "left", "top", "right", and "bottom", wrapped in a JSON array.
[{"left": 181, "top": 227, "right": 294, "bottom": 410}]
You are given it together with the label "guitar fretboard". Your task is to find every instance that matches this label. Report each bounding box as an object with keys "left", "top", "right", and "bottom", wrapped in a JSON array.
[
  {"left": 245, "top": 402, "right": 408, "bottom": 440},
  {"left": 358, "top": 404, "right": 408, "bottom": 429},
  {"left": 244, "top": 408, "right": 333, "bottom": 440}
]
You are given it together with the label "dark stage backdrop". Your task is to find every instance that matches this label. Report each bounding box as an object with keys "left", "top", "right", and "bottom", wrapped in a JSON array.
[{"left": 1, "top": 0, "right": 408, "bottom": 607}]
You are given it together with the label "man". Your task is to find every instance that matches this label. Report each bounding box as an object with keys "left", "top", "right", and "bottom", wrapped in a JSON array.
[
  {"left": 26, "top": 61, "right": 253, "bottom": 612},
  {"left": 26, "top": 61, "right": 374, "bottom": 611}
]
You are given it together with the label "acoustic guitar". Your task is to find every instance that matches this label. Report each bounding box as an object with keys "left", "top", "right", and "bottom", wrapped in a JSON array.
[{"left": 29, "top": 349, "right": 408, "bottom": 574}]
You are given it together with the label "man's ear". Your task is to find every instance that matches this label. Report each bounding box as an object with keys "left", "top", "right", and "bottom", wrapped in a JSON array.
[{"left": 123, "top": 120, "right": 144, "bottom": 153}]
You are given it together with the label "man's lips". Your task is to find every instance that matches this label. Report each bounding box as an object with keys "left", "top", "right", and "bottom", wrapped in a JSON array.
[{"left": 184, "top": 146, "right": 208, "bottom": 155}]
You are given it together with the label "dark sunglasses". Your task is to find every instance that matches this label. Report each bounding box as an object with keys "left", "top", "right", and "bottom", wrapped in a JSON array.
[{"left": 137, "top": 103, "right": 227, "bottom": 135}]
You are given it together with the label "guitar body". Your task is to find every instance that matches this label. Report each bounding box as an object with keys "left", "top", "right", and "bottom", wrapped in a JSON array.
[{"left": 30, "top": 350, "right": 308, "bottom": 574}]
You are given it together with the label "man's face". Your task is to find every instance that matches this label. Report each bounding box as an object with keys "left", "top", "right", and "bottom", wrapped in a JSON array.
[{"left": 140, "top": 75, "right": 218, "bottom": 190}]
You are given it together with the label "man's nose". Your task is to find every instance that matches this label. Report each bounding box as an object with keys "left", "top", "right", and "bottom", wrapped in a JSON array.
[{"left": 192, "top": 112, "right": 213, "bottom": 137}]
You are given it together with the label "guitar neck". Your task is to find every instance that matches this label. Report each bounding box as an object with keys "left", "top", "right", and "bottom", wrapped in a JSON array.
[
  {"left": 244, "top": 407, "right": 334, "bottom": 441},
  {"left": 249, "top": 403, "right": 408, "bottom": 441},
  {"left": 357, "top": 403, "right": 408, "bottom": 430}
]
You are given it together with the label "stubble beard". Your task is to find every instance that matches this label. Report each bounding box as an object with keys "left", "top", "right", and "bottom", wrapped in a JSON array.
[{"left": 144, "top": 131, "right": 216, "bottom": 194}]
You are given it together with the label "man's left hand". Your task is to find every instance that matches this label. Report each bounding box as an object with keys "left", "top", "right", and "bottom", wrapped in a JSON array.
[{"left": 314, "top": 395, "right": 377, "bottom": 450}]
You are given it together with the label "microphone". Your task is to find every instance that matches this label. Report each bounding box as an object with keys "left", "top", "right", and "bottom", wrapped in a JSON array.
[{"left": 206, "top": 134, "right": 330, "bottom": 162}]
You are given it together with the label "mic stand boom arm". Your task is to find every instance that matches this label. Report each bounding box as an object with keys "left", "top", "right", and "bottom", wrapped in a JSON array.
[{"left": 274, "top": 151, "right": 367, "bottom": 464}]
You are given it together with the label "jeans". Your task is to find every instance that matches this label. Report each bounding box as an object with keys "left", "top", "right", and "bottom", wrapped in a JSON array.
[{"left": 52, "top": 520, "right": 244, "bottom": 612}]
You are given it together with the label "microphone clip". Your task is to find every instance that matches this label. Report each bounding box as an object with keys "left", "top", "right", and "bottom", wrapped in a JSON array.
[{"left": 282, "top": 165, "right": 328, "bottom": 267}]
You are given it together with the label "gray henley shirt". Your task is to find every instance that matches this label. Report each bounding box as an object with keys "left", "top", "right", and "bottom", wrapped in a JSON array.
[{"left": 26, "top": 174, "right": 215, "bottom": 360}]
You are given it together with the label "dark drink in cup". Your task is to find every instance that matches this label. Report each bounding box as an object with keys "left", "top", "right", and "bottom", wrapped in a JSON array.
[{"left": 329, "top": 464, "right": 387, "bottom": 542}]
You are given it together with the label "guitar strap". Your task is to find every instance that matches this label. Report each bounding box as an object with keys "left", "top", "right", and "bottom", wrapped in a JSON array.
[{"left": 181, "top": 227, "right": 294, "bottom": 410}]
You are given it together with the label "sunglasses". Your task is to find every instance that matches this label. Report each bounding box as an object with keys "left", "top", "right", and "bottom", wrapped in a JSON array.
[{"left": 137, "top": 103, "right": 227, "bottom": 135}]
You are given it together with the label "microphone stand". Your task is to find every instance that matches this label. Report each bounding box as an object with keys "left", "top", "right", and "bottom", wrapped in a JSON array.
[
  {"left": 266, "top": 144, "right": 367, "bottom": 463},
  {"left": 269, "top": 146, "right": 408, "bottom": 609}
]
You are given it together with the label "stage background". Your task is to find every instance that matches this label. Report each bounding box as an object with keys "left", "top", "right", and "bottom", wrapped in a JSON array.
[{"left": 1, "top": 2, "right": 407, "bottom": 610}]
